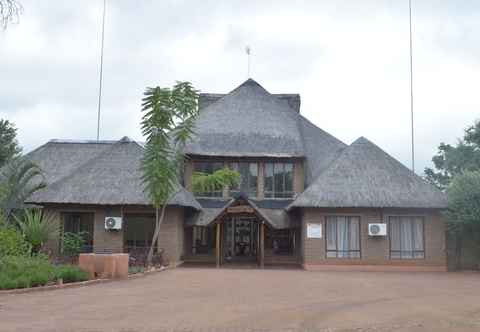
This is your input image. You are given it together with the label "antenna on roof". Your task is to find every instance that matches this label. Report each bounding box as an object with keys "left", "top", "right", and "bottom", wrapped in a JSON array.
[
  {"left": 96, "top": 0, "right": 107, "bottom": 142},
  {"left": 409, "top": 0, "right": 415, "bottom": 173},
  {"left": 245, "top": 45, "right": 251, "bottom": 78}
]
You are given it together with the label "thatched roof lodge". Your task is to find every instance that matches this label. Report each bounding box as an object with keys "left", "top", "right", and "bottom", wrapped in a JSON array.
[{"left": 25, "top": 79, "right": 448, "bottom": 271}]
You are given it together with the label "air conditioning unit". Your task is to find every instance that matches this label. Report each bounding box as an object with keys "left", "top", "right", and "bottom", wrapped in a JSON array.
[
  {"left": 368, "top": 223, "right": 387, "bottom": 236},
  {"left": 105, "top": 217, "right": 122, "bottom": 230}
]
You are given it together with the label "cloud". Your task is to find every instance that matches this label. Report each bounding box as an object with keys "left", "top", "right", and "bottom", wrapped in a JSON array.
[{"left": 1, "top": 0, "right": 479, "bottom": 175}]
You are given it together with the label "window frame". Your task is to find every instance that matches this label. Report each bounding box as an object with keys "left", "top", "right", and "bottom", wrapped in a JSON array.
[
  {"left": 388, "top": 215, "right": 426, "bottom": 260},
  {"left": 192, "top": 160, "right": 225, "bottom": 198},
  {"left": 324, "top": 215, "right": 361, "bottom": 259},
  {"left": 264, "top": 162, "right": 295, "bottom": 199},
  {"left": 228, "top": 161, "right": 258, "bottom": 198}
]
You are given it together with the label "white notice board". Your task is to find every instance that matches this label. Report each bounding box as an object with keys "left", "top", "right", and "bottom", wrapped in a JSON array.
[{"left": 307, "top": 223, "right": 322, "bottom": 238}]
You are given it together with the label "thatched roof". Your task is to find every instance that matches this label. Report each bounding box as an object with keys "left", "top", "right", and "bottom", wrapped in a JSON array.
[
  {"left": 26, "top": 137, "right": 200, "bottom": 209},
  {"left": 288, "top": 137, "right": 447, "bottom": 209},
  {"left": 185, "top": 79, "right": 305, "bottom": 157},
  {"left": 187, "top": 196, "right": 294, "bottom": 229},
  {"left": 298, "top": 116, "right": 347, "bottom": 185}
]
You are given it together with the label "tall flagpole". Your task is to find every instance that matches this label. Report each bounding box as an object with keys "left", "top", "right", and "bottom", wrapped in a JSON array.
[
  {"left": 96, "top": 0, "right": 107, "bottom": 141},
  {"left": 409, "top": 0, "right": 415, "bottom": 172},
  {"left": 245, "top": 45, "right": 251, "bottom": 78}
]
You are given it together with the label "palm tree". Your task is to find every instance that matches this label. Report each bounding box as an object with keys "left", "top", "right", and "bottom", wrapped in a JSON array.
[{"left": 0, "top": 156, "right": 46, "bottom": 221}]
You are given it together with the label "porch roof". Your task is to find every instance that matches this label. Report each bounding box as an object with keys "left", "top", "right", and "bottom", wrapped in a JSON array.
[{"left": 186, "top": 196, "right": 294, "bottom": 229}]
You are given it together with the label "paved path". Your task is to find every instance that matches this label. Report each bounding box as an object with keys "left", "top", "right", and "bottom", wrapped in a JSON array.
[{"left": 1, "top": 267, "right": 480, "bottom": 331}]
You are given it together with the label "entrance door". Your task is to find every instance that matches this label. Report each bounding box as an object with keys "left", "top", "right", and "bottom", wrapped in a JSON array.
[{"left": 223, "top": 217, "right": 258, "bottom": 263}]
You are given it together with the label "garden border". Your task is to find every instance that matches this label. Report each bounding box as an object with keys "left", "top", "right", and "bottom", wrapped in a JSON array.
[{"left": 0, "top": 265, "right": 172, "bottom": 296}]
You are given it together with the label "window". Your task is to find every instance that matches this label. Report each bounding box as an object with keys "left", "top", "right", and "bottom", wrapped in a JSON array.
[
  {"left": 124, "top": 215, "right": 155, "bottom": 248},
  {"left": 389, "top": 216, "right": 424, "bottom": 259},
  {"left": 264, "top": 162, "right": 294, "bottom": 198},
  {"left": 193, "top": 161, "right": 224, "bottom": 197},
  {"left": 229, "top": 162, "right": 258, "bottom": 198},
  {"left": 62, "top": 212, "right": 94, "bottom": 253},
  {"left": 265, "top": 228, "right": 296, "bottom": 255},
  {"left": 326, "top": 216, "right": 360, "bottom": 258}
]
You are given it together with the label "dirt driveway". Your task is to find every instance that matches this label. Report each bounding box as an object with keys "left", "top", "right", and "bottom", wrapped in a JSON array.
[{"left": 1, "top": 267, "right": 480, "bottom": 332}]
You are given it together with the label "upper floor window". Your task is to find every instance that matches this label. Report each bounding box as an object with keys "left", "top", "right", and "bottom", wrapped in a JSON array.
[
  {"left": 389, "top": 216, "right": 424, "bottom": 259},
  {"left": 264, "top": 162, "right": 294, "bottom": 198},
  {"left": 193, "top": 161, "right": 224, "bottom": 197},
  {"left": 229, "top": 162, "right": 258, "bottom": 198}
]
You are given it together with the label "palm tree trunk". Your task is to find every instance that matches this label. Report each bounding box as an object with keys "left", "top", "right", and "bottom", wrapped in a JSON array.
[{"left": 146, "top": 204, "right": 167, "bottom": 267}]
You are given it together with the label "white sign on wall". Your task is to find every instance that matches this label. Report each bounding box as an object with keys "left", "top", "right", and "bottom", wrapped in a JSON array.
[{"left": 307, "top": 223, "right": 322, "bottom": 238}]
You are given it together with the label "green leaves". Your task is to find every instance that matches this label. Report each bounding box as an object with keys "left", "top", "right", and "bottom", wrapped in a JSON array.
[
  {"left": 0, "top": 156, "right": 46, "bottom": 221},
  {"left": 446, "top": 171, "right": 480, "bottom": 230},
  {"left": 425, "top": 120, "right": 480, "bottom": 190},
  {"left": 192, "top": 167, "right": 241, "bottom": 195},
  {"left": 14, "top": 209, "right": 58, "bottom": 254},
  {"left": 140, "top": 81, "right": 199, "bottom": 208},
  {"left": 0, "top": 119, "right": 22, "bottom": 168}
]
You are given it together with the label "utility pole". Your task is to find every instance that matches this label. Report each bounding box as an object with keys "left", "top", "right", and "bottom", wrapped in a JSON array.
[
  {"left": 409, "top": 0, "right": 415, "bottom": 172},
  {"left": 96, "top": 0, "right": 107, "bottom": 141}
]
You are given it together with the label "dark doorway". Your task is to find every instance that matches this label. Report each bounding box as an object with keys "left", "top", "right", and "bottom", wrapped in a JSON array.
[{"left": 223, "top": 216, "right": 259, "bottom": 264}]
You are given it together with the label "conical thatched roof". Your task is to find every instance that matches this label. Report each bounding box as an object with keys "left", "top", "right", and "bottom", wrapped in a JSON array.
[
  {"left": 184, "top": 79, "right": 305, "bottom": 157},
  {"left": 26, "top": 138, "right": 200, "bottom": 209},
  {"left": 288, "top": 137, "right": 447, "bottom": 209}
]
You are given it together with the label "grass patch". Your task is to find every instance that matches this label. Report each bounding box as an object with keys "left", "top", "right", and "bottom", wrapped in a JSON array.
[
  {"left": 128, "top": 266, "right": 145, "bottom": 274},
  {"left": 54, "top": 265, "right": 89, "bottom": 283}
]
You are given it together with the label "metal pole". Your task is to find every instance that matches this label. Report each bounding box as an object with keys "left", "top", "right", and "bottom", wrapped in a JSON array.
[
  {"left": 409, "top": 0, "right": 415, "bottom": 172},
  {"left": 96, "top": 0, "right": 107, "bottom": 141}
]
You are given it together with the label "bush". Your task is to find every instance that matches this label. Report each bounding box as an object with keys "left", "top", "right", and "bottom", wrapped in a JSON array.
[
  {"left": 0, "top": 255, "right": 55, "bottom": 290},
  {"left": 54, "top": 265, "right": 89, "bottom": 283},
  {"left": 0, "top": 227, "right": 30, "bottom": 257},
  {"left": 62, "top": 232, "right": 88, "bottom": 257}
]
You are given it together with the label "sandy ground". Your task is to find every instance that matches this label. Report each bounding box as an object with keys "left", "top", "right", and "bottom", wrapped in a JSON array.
[{"left": 1, "top": 267, "right": 480, "bottom": 332}]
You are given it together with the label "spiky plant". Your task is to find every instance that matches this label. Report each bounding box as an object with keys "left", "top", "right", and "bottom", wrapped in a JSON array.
[{"left": 15, "top": 209, "right": 58, "bottom": 254}]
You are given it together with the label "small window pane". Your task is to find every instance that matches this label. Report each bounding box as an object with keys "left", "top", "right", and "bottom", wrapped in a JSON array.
[
  {"left": 284, "top": 163, "right": 293, "bottom": 193},
  {"left": 274, "top": 163, "right": 284, "bottom": 195},
  {"left": 264, "top": 163, "right": 274, "bottom": 198},
  {"left": 326, "top": 218, "right": 337, "bottom": 251},
  {"left": 249, "top": 163, "right": 258, "bottom": 197}
]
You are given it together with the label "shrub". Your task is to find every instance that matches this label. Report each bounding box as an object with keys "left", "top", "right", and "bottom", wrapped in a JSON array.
[
  {"left": 15, "top": 209, "right": 58, "bottom": 254},
  {"left": 54, "top": 265, "right": 89, "bottom": 283},
  {"left": 62, "top": 231, "right": 88, "bottom": 257},
  {"left": 0, "top": 255, "right": 55, "bottom": 290},
  {"left": 0, "top": 227, "right": 30, "bottom": 257}
]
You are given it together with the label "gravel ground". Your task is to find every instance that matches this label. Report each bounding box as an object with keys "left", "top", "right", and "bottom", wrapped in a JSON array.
[{"left": 1, "top": 267, "right": 480, "bottom": 332}]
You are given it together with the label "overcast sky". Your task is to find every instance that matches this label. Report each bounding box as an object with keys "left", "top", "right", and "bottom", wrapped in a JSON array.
[{"left": 1, "top": 0, "right": 479, "bottom": 174}]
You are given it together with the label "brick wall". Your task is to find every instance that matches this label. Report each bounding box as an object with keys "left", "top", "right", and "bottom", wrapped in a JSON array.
[
  {"left": 157, "top": 207, "right": 185, "bottom": 264},
  {"left": 43, "top": 205, "right": 186, "bottom": 263},
  {"left": 302, "top": 208, "right": 447, "bottom": 271}
]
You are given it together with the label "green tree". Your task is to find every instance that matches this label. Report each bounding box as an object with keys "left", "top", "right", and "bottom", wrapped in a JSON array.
[
  {"left": 141, "top": 82, "right": 199, "bottom": 267},
  {"left": 15, "top": 209, "right": 58, "bottom": 254},
  {"left": 446, "top": 171, "right": 480, "bottom": 262},
  {"left": 0, "top": 0, "right": 22, "bottom": 29},
  {"left": 0, "top": 119, "right": 22, "bottom": 167},
  {"left": 192, "top": 167, "right": 241, "bottom": 195},
  {"left": 0, "top": 157, "right": 46, "bottom": 221},
  {"left": 425, "top": 120, "right": 480, "bottom": 190}
]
